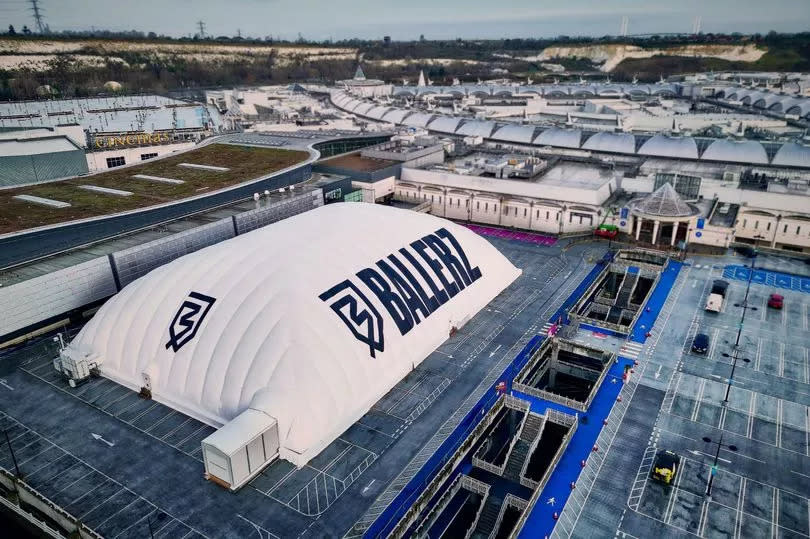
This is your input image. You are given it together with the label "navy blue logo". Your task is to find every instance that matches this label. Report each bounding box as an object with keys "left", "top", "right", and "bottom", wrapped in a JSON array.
[
  {"left": 166, "top": 291, "right": 216, "bottom": 352},
  {"left": 319, "top": 281, "right": 385, "bottom": 357},
  {"left": 320, "top": 227, "right": 482, "bottom": 357}
]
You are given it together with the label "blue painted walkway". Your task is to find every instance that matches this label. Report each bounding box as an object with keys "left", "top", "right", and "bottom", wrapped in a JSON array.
[
  {"left": 630, "top": 260, "right": 682, "bottom": 343},
  {"left": 517, "top": 259, "right": 682, "bottom": 538},
  {"left": 514, "top": 356, "right": 633, "bottom": 539},
  {"left": 723, "top": 264, "right": 810, "bottom": 294}
]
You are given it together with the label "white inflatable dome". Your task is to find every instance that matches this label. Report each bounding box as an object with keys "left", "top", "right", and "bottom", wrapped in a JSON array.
[{"left": 68, "top": 203, "right": 521, "bottom": 466}]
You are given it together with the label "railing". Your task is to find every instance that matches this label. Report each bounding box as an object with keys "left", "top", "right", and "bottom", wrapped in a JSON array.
[
  {"left": 515, "top": 409, "right": 579, "bottom": 530},
  {"left": 0, "top": 468, "right": 104, "bottom": 539},
  {"left": 491, "top": 397, "right": 532, "bottom": 477},
  {"left": 504, "top": 393, "right": 531, "bottom": 412},
  {"left": 515, "top": 383, "right": 587, "bottom": 413},
  {"left": 389, "top": 395, "right": 508, "bottom": 538},
  {"left": 513, "top": 339, "right": 552, "bottom": 387},
  {"left": 472, "top": 452, "right": 504, "bottom": 476},
  {"left": 461, "top": 475, "right": 491, "bottom": 497},
  {"left": 550, "top": 266, "right": 690, "bottom": 538},
  {"left": 412, "top": 200, "right": 432, "bottom": 213},
  {"left": 472, "top": 400, "right": 528, "bottom": 476},
  {"left": 463, "top": 478, "right": 492, "bottom": 539},
  {"left": 413, "top": 474, "right": 464, "bottom": 538},
  {"left": 489, "top": 494, "right": 529, "bottom": 539}
]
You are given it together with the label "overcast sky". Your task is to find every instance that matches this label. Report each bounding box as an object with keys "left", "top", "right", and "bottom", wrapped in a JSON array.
[{"left": 4, "top": 0, "right": 810, "bottom": 40}]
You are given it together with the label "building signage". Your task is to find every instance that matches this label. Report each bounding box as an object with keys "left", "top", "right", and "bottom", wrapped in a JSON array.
[
  {"left": 166, "top": 291, "right": 216, "bottom": 352},
  {"left": 320, "top": 227, "right": 482, "bottom": 357},
  {"left": 92, "top": 132, "right": 171, "bottom": 149}
]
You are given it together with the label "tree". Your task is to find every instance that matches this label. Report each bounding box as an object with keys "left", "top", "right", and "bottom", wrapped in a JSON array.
[
  {"left": 147, "top": 31, "right": 157, "bottom": 39},
  {"left": 8, "top": 25, "right": 15, "bottom": 35},
  {"left": 21, "top": 25, "right": 30, "bottom": 35}
]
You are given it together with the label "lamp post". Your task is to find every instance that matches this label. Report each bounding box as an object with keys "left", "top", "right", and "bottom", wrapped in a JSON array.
[
  {"left": 3, "top": 429, "right": 21, "bottom": 478},
  {"left": 719, "top": 351, "right": 751, "bottom": 405},
  {"left": 702, "top": 434, "right": 737, "bottom": 499}
]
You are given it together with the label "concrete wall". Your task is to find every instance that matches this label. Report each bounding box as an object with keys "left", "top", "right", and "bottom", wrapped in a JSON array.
[
  {"left": 400, "top": 168, "right": 614, "bottom": 206},
  {"left": 0, "top": 256, "right": 117, "bottom": 340},
  {"left": 85, "top": 142, "right": 196, "bottom": 171}
]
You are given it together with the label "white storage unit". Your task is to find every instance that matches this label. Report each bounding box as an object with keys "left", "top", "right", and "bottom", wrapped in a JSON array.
[{"left": 202, "top": 409, "right": 279, "bottom": 491}]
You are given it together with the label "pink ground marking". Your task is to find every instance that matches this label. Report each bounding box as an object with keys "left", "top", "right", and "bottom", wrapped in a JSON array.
[{"left": 463, "top": 224, "right": 557, "bottom": 246}]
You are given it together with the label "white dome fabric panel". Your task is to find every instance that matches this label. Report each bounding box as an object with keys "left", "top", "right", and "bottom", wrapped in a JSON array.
[{"left": 69, "top": 204, "right": 521, "bottom": 466}]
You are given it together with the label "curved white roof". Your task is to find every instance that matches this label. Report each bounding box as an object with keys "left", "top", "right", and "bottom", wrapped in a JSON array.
[
  {"left": 344, "top": 99, "right": 364, "bottom": 112},
  {"left": 702, "top": 139, "right": 768, "bottom": 164},
  {"left": 638, "top": 135, "right": 698, "bottom": 159},
  {"left": 456, "top": 120, "right": 497, "bottom": 138},
  {"left": 491, "top": 124, "right": 537, "bottom": 144},
  {"left": 582, "top": 132, "right": 636, "bottom": 154},
  {"left": 403, "top": 112, "right": 435, "bottom": 128},
  {"left": 772, "top": 142, "right": 810, "bottom": 167},
  {"left": 786, "top": 102, "right": 810, "bottom": 118},
  {"left": 365, "top": 106, "right": 391, "bottom": 120},
  {"left": 533, "top": 127, "right": 581, "bottom": 149},
  {"left": 67, "top": 204, "right": 520, "bottom": 467},
  {"left": 354, "top": 102, "right": 375, "bottom": 115},
  {"left": 429, "top": 116, "right": 463, "bottom": 134},
  {"left": 382, "top": 109, "right": 411, "bottom": 124}
]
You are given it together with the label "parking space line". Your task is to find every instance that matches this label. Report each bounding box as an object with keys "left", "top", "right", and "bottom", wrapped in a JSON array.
[
  {"left": 101, "top": 391, "right": 132, "bottom": 411},
  {"left": 1, "top": 412, "right": 212, "bottom": 538},
  {"left": 53, "top": 470, "right": 92, "bottom": 496},
  {"left": 772, "top": 487, "right": 778, "bottom": 539},
  {"left": 663, "top": 457, "right": 686, "bottom": 525},
  {"left": 78, "top": 488, "right": 125, "bottom": 519},
  {"left": 755, "top": 339, "right": 763, "bottom": 371},
  {"left": 16, "top": 442, "right": 54, "bottom": 468},
  {"left": 697, "top": 498, "right": 710, "bottom": 537},
  {"left": 779, "top": 343, "right": 786, "bottom": 379},
  {"left": 804, "top": 303, "right": 809, "bottom": 331},
  {"left": 93, "top": 383, "right": 125, "bottom": 403},
  {"left": 93, "top": 498, "right": 139, "bottom": 530},
  {"left": 111, "top": 507, "right": 157, "bottom": 539},
  {"left": 776, "top": 400, "right": 784, "bottom": 449},
  {"left": 735, "top": 478, "right": 746, "bottom": 539},
  {"left": 691, "top": 380, "right": 705, "bottom": 422},
  {"left": 748, "top": 393, "right": 756, "bottom": 438},
  {"left": 25, "top": 452, "right": 70, "bottom": 479}
]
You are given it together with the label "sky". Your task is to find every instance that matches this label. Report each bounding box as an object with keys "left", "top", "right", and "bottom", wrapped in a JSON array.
[{"left": 3, "top": 0, "right": 810, "bottom": 41}]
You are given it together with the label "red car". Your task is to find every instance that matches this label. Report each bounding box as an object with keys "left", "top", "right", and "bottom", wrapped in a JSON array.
[{"left": 768, "top": 294, "right": 784, "bottom": 309}]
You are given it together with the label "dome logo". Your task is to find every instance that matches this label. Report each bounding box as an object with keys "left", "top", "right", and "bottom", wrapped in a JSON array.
[
  {"left": 165, "top": 291, "right": 217, "bottom": 353},
  {"left": 320, "top": 227, "right": 481, "bottom": 358}
]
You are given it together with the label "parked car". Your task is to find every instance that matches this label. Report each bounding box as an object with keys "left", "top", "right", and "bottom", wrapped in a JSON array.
[
  {"left": 734, "top": 246, "right": 757, "bottom": 258},
  {"left": 651, "top": 450, "right": 680, "bottom": 484},
  {"left": 692, "top": 333, "right": 709, "bottom": 354},
  {"left": 768, "top": 293, "right": 784, "bottom": 309}
]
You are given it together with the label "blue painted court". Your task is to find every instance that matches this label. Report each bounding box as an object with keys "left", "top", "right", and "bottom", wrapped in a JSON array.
[{"left": 723, "top": 264, "right": 810, "bottom": 294}]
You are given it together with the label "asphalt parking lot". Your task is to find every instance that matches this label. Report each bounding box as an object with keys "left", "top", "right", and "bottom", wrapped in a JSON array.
[
  {"left": 0, "top": 235, "right": 605, "bottom": 538},
  {"left": 565, "top": 252, "right": 810, "bottom": 539}
]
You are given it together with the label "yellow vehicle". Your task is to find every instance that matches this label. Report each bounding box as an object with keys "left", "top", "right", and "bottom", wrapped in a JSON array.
[{"left": 651, "top": 450, "right": 679, "bottom": 484}]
